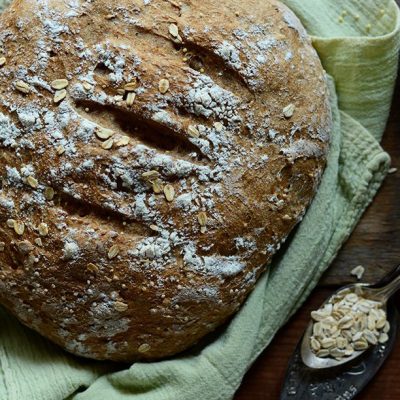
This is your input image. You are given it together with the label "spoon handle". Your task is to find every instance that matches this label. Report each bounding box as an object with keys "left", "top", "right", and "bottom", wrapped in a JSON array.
[
  {"left": 370, "top": 264, "right": 400, "bottom": 302},
  {"left": 370, "top": 264, "right": 400, "bottom": 289}
]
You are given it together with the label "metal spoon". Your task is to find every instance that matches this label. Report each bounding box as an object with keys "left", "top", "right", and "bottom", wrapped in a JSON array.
[{"left": 301, "top": 265, "right": 400, "bottom": 369}]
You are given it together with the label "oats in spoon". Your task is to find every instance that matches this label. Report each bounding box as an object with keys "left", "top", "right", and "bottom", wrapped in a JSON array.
[{"left": 310, "top": 288, "right": 390, "bottom": 360}]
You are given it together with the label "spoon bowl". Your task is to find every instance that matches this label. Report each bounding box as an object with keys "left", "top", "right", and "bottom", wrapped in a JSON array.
[{"left": 301, "top": 265, "right": 400, "bottom": 369}]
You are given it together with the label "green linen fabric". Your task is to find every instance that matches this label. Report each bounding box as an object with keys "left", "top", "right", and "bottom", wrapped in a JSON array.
[{"left": 0, "top": 0, "right": 399, "bottom": 399}]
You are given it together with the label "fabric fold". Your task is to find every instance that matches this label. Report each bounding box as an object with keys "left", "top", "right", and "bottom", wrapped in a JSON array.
[{"left": 281, "top": 0, "right": 400, "bottom": 139}]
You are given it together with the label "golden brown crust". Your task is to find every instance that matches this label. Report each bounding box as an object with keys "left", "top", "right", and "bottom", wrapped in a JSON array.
[{"left": 0, "top": 0, "right": 331, "bottom": 361}]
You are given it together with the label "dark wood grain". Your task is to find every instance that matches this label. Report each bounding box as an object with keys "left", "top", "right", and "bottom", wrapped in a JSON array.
[{"left": 234, "top": 3, "right": 400, "bottom": 397}]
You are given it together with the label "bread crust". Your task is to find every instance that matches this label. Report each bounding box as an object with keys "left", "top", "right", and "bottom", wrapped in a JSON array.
[{"left": 0, "top": 0, "right": 331, "bottom": 361}]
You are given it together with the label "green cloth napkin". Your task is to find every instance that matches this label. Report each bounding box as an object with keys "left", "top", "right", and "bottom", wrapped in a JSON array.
[{"left": 1, "top": 0, "right": 399, "bottom": 399}]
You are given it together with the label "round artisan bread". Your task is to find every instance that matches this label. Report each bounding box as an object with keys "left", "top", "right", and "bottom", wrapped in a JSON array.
[{"left": 0, "top": 0, "right": 331, "bottom": 361}]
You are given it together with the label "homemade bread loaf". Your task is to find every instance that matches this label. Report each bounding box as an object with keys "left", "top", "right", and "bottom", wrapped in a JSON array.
[{"left": 0, "top": 0, "right": 332, "bottom": 361}]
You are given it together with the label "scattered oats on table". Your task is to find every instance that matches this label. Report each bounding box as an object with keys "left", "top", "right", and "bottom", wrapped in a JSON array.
[{"left": 350, "top": 265, "right": 365, "bottom": 280}]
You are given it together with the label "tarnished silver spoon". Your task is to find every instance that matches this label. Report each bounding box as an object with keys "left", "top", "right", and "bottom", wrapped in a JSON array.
[{"left": 301, "top": 265, "right": 400, "bottom": 369}]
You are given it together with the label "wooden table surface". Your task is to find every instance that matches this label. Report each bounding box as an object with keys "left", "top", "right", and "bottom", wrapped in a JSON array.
[{"left": 234, "top": 13, "right": 400, "bottom": 400}]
